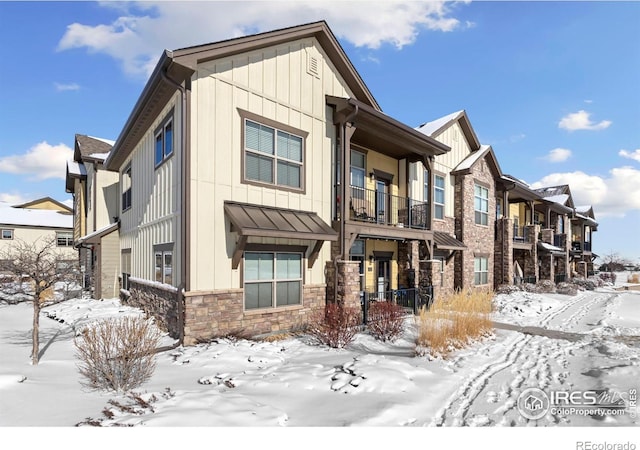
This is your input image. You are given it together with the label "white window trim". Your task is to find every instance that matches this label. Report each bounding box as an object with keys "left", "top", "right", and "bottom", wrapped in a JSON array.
[
  {"left": 434, "top": 174, "right": 445, "bottom": 220},
  {"left": 122, "top": 164, "right": 132, "bottom": 212},
  {"left": 56, "top": 232, "right": 73, "bottom": 247},
  {"left": 154, "top": 116, "right": 174, "bottom": 168},
  {"left": 154, "top": 249, "right": 173, "bottom": 286},
  {"left": 474, "top": 256, "right": 489, "bottom": 286},
  {"left": 1, "top": 229, "right": 13, "bottom": 240},
  {"left": 474, "top": 184, "right": 489, "bottom": 226}
]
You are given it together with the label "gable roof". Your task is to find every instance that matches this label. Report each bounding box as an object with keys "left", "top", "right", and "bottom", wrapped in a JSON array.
[
  {"left": 534, "top": 184, "right": 575, "bottom": 209},
  {"left": 74, "top": 134, "right": 113, "bottom": 162},
  {"left": 415, "top": 110, "right": 481, "bottom": 152},
  {"left": 12, "top": 197, "right": 72, "bottom": 213},
  {"left": 105, "top": 21, "right": 378, "bottom": 171},
  {"left": 451, "top": 144, "right": 502, "bottom": 178}
]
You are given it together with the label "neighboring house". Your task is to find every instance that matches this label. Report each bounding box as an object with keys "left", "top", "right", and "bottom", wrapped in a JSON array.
[
  {"left": 103, "top": 21, "right": 449, "bottom": 344},
  {"left": 65, "top": 134, "right": 120, "bottom": 299},
  {"left": 413, "top": 111, "right": 501, "bottom": 297},
  {"left": 571, "top": 205, "right": 598, "bottom": 276},
  {"left": 0, "top": 197, "right": 75, "bottom": 263}
]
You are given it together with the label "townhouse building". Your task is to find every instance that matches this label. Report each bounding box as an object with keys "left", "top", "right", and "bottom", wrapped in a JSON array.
[{"left": 66, "top": 134, "right": 120, "bottom": 298}]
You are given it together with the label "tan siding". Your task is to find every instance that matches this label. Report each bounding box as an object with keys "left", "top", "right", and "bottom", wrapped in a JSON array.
[
  {"left": 190, "top": 37, "right": 352, "bottom": 291},
  {"left": 119, "top": 93, "right": 182, "bottom": 286},
  {"left": 99, "top": 230, "right": 120, "bottom": 298}
]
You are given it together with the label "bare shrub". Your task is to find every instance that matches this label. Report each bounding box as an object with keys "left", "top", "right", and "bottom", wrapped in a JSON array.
[
  {"left": 367, "top": 301, "right": 405, "bottom": 342},
  {"left": 415, "top": 289, "right": 493, "bottom": 358},
  {"left": 599, "top": 272, "right": 617, "bottom": 284},
  {"left": 556, "top": 282, "right": 578, "bottom": 296},
  {"left": 306, "top": 303, "right": 360, "bottom": 348},
  {"left": 75, "top": 316, "right": 162, "bottom": 392},
  {"left": 629, "top": 273, "right": 640, "bottom": 284}
]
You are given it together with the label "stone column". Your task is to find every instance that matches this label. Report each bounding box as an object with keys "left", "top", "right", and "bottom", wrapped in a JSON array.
[
  {"left": 541, "top": 229, "right": 554, "bottom": 245},
  {"left": 524, "top": 224, "right": 539, "bottom": 282},
  {"left": 419, "top": 259, "right": 440, "bottom": 303},
  {"left": 494, "top": 217, "right": 513, "bottom": 287},
  {"left": 326, "top": 260, "right": 361, "bottom": 309}
]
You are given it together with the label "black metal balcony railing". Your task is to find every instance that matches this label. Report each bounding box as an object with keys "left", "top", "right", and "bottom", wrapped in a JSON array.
[
  {"left": 572, "top": 241, "right": 592, "bottom": 252},
  {"left": 554, "top": 274, "right": 566, "bottom": 283},
  {"left": 553, "top": 234, "right": 564, "bottom": 248},
  {"left": 361, "top": 287, "right": 434, "bottom": 324},
  {"left": 349, "top": 186, "right": 429, "bottom": 229},
  {"left": 513, "top": 225, "right": 531, "bottom": 243}
]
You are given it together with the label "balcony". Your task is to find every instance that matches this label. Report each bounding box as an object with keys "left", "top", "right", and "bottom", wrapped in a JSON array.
[
  {"left": 553, "top": 234, "right": 566, "bottom": 249},
  {"left": 513, "top": 225, "right": 531, "bottom": 243},
  {"left": 349, "top": 186, "right": 429, "bottom": 230},
  {"left": 572, "top": 241, "right": 592, "bottom": 252}
]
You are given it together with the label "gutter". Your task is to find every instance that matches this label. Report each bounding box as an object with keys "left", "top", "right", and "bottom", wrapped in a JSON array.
[{"left": 160, "top": 66, "right": 188, "bottom": 348}]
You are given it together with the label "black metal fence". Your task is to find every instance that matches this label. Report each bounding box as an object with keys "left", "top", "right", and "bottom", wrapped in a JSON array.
[
  {"left": 350, "top": 186, "right": 429, "bottom": 229},
  {"left": 554, "top": 274, "right": 566, "bottom": 283},
  {"left": 361, "top": 287, "right": 433, "bottom": 324}
]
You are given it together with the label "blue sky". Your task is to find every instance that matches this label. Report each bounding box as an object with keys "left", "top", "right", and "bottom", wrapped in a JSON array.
[{"left": 0, "top": 1, "right": 638, "bottom": 262}]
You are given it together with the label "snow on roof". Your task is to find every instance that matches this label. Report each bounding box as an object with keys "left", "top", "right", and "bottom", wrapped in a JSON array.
[
  {"left": 87, "top": 136, "right": 115, "bottom": 146},
  {"left": 453, "top": 145, "right": 490, "bottom": 172},
  {"left": 415, "top": 111, "right": 464, "bottom": 137},
  {"left": 67, "top": 160, "right": 86, "bottom": 177},
  {"left": 538, "top": 242, "right": 564, "bottom": 252},
  {"left": 0, "top": 205, "right": 73, "bottom": 229},
  {"left": 77, "top": 222, "right": 118, "bottom": 244},
  {"left": 575, "top": 205, "right": 592, "bottom": 214},
  {"left": 88, "top": 151, "right": 110, "bottom": 161},
  {"left": 544, "top": 194, "right": 569, "bottom": 205}
]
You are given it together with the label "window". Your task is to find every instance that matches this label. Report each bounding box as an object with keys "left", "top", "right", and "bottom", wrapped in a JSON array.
[
  {"left": 154, "top": 245, "right": 173, "bottom": 285},
  {"left": 474, "top": 184, "right": 489, "bottom": 226},
  {"left": 121, "top": 250, "right": 131, "bottom": 290},
  {"left": 244, "top": 119, "right": 303, "bottom": 190},
  {"left": 423, "top": 170, "right": 429, "bottom": 203},
  {"left": 122, "top": 164, "right": 132, "bottom": 211},
  {"left": 434, "top": 175, "right": 445, "bottom": 219},
  {"left": 474, "top": 257, "right": 489, "bottom": 285},
  {"left": 244, "top": 252, "right": 302, "bottom": 310},
  {"left": 56, "top": 232, "right": 73, "bottom": 247},
  {"left": 155, "top": 117, "right": 174, "bottom": 167},
  {"left": 1, "top": 229, "right": 13, "bottom": 240}
]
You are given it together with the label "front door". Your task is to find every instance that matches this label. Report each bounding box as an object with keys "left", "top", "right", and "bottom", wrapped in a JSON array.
[
  {"left": 376, "top": 180, "right": 388, "bottom": 224},
  {"left": 376, "top": 258, "right": 390, "bottom": 298}
]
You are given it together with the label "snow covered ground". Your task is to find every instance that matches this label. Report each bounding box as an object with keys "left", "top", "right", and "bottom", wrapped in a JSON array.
[{"left": 1, "top": 275, "right": 639, "bottom": 447}]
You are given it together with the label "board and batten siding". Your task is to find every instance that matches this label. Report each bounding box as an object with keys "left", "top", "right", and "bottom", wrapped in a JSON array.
[
  {"left": 189, "top": 37, "right": 353, "bottom": 292},
  {"left": 99, "top": 230, "right": 120, "bottom": 298},
  {"left": 410, "top": 121, "right": 473, "bottom": 218},
  {"left": 119, "top": 93, "right": 182, "bottom": 287}
]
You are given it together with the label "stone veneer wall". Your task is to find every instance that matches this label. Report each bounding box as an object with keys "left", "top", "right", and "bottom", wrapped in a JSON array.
[
  {"left": 494, "top": 217, "right": 513, "bottom": 288},
  {"left": 122, "top": 277, "right": 180, "bottom": 338},
  {"left": 325, "top": 260, "right": 361, "bottom": 309},
  {"left": 183, "top": 284, "right": 326, "bottom": 345},
  {"left": 397, "top": 241, "right": 420, "bottom": 289},
  {"left": 454, "top": 158, "right": 497, "bottom": 291}
]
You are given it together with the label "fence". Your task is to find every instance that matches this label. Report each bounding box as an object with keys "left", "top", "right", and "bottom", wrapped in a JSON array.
[{"left": 361, "top": 287, "right": 433, "bottom": 324}]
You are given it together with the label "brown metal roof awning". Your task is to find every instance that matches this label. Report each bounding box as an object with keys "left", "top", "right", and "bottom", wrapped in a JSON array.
[
  {"left": 224, "top": 201, "right": 338, "bottom": 269},
  {"left": 433, "top": 232, "right": 466, "bottom": 262},
  {"left": 434, "top": 232, "right": 466, "bottom": 251}
]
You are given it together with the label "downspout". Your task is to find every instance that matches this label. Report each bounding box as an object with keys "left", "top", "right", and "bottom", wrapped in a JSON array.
[{"left": 160, "top": 67, "right": 187, "bottom": 347}]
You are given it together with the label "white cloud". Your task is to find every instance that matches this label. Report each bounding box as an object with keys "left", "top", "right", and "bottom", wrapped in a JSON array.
[
  {"left": 543, "top": 148, "right": 572, "bottom": 163},
  {"left": 0, "top": 141, "right": 73, "bottom": 181},
  {"left": 0, "top": 192, "right": 30, "bottom": 205},
  {"left": 619, "top": 149, "right": 640, "bottom": 163},
  {"left": 57, "top": 1, "right": 467, "bottom": 77},
  {"left": 558, "top": 110, "right": 611, "bottom": 131},
  {"left": 531, "top": 167, "right": 640, "bottom": 217},
  {"left": 54, "top": 82, "right": 81, "bottom": 92}
]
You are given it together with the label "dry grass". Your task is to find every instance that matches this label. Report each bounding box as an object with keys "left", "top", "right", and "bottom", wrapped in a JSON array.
[
  {"left": 628, "top": 273, "right": 640, "bottom": 284},
  {"left": 415, "top": 289, "right": 494, "bottom": 358}
]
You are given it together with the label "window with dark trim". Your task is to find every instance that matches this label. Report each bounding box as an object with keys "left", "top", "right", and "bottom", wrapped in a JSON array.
[
  {"left": 1, "top": 229, "right": 13, "bottom": 240},
  {"left": 121, "top": 250, "right": 131, "bottom": 290},
  {"left": 155, "top": 116, "right": 174, "bottom": 167},
  {"left": 153, "top": 243, "right": 173, "bottom": 286},
  {"left": 56, "top": 232, "right": 73, "bottom": 247},
  {"left": 244, "top": 118, "right": 304, "bottom": 190},
  {"left": 244, "top": 252, "right": 302, "bottom": 310},
  {"left": 474, "top": 184, "right": 489, "bottom": 226},
  {"left": 122, "top": 164, "right": 132, "bottom": 211}
]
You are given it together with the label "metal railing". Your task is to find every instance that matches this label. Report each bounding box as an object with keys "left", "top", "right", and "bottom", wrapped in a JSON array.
[
  {"left": 513, "top": 225, "right": 531, "bottom": 243},
  {"left": 553, "top": 234, "right": 565, "bottom": 248},
  {"left": 572, "top": 241, "right": 592, "bottom": 252},
  {"left": 361, "top": 287, "right": 433, "bottom": 324},
  {"left": 554, "top": 274, "right": 566, "bottom": 283},
  {"left": 350, "top": 186, "right": 429, "bottom": 229}
]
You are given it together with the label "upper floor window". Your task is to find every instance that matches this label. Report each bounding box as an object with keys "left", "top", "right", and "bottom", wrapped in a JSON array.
[
  {"left": 244, "top": 119, "right": 304, "bottom": 190},
  {"left": 244, "top": 252, "right": 302, "bottom": 310},
  {"left": 155, "top": 116, "right": 174, "bottom": 167},
  {"left": 1, "top": 229, "right": 13, "bottom": 240},
  {"left": 56, "top": 232, "right": 73, "bottom": 247},
  {"left": 434, "top": 175, "right": 445, "bottom": 220},
  {"left": 474, "top": 184, "right": 489, "bottom": 226},
  {"left": 122, "top": 164, "right": 132, "bottom": 212}
]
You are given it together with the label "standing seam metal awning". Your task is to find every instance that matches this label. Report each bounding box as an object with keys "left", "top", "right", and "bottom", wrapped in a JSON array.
[
  {"left": 224, "top": 201, "right": 338, "bottom": 269},
  {"left": 433, "top": 231, "right": 466, "bottom": 262}
]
